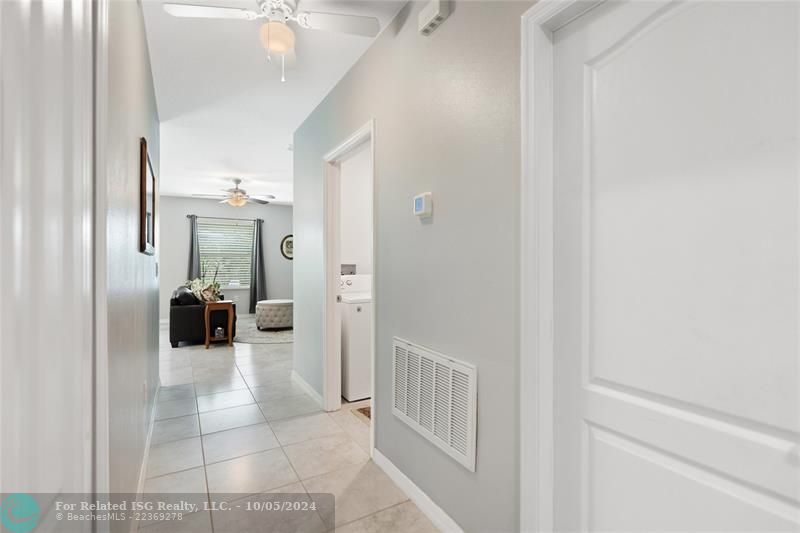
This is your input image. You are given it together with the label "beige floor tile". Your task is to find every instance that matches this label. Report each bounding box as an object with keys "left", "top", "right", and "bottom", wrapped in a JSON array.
[
  {"left": 192, "top": 367, "right": 240, "bottom": 383},
  {"left": 196, "top": 388, "right": 254, "bottom": 413},
  {"left": 139, "top": 510, "right": 212, "bottom": 533},
  {"left": 335, "top": 501, "right": 439, "bottom": 533},
  {"left": 235, "top": 346, "right": 293, "bottom": 359},
  {"left": 151, "top": 415, "right": 200, "bottom": 445},
  {"left": 270, "top": 413, "right": 343, "bottom": 446},
  {"left": 160, "top": 359, "right": 192, "bottom": 373},
  {"left": 199, "top": 404, "right": 265, "bottom": 435},
  {"left": 236, "top": 358, "right": 293, "bottom": 376},
  {"left": 212, "top": 483, "right": 325, "bottom": 533},
  {"left": 146, "top": 437, "right": 203, "bottom": 478},
  {"left": 234, "top": 355, "right": 291, "bottom": 368},
  {"left": 155, "top": 398, "right": 198, "bottom": 420},
  {"left": 157, "top": 384, "right": 195, "bottom": 402},
  {"left": 193, "top": 376, "right": 248, "bottom": 396},
  {"left": 141, "top": 467, "right": 207, "bottom": 525},
  {"left": 259, "top": 394, "right": 322, "bottom": 421},
  {"left": 302, "top": 461, "right": 408, "bottom": 527},
  {"left": 205, "top": 448, "right": 298, "bottom": 497},
  {"left": 202, "top": 423, "right": 280, "bottom": 464},
  {"left": 243, "top": 368, "right": 292, "bottom": 388},
  {"left": 283, "top": 433, "right": 369, "bottom": 480},
  {"left": 329, "top": 410, "right": 371, "bottom": 452},
  {"left": 234, "top": 342, "right": 293, "bottom": 356},
  {"left": 143, "top": 465, "right": 207, "bottom": 494},
  {"left": 249, "top": 381, "right": 306, "bottom": 403},
  {"left": 160, "top": 367, "right": 194, "bottom": 386}
]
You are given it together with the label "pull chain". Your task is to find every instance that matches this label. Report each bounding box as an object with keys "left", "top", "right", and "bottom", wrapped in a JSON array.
[{"left": 281, "top": 54, "right": 286, "bottom": 82}]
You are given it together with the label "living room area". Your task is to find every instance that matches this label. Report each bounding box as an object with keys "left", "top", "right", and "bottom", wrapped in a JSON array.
[{"left": 158, "top": 193, "right": 294, "bottom": 353}]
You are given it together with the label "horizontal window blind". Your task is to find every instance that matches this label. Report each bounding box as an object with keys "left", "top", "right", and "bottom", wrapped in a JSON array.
[{"left": 196, "top": 218, "right": 254, "bottom": 287}]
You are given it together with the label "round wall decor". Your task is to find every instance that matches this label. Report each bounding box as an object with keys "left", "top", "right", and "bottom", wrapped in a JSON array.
[{"left": 280, "top": 234, "right": 293, "bottom": 260}]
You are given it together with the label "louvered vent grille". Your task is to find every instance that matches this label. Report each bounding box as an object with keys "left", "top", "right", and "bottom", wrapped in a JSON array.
[
  {"left": 393, "top": 346, "right": 407, "bottom": 412},
  {"left": 392, "top": 338, "right": 477, "bottom": 471}
]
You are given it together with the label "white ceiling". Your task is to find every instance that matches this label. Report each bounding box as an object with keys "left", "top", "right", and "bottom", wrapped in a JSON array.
[{"left": 142, "top": 0, "right": 404, "bottom": 204}]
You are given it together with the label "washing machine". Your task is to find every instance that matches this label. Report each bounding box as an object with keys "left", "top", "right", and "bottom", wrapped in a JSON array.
[{"left": 340, "top": 275, "right": 372, "bottom": 401}]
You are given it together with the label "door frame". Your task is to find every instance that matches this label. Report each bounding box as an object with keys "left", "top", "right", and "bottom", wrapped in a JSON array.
[
  {"left": 519, "top": 1, "right": 604, "bottom": 531},
  {"left": 322, "top": 119, "right": 376, "bottom": 452},
  {"left": 94, "top": 0, "right": 112, "bottom": 500}
]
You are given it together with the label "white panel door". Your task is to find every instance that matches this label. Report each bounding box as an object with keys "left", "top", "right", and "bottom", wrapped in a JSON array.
[{"left": 552, "top": 1, "right": 800, "bottom": 531}]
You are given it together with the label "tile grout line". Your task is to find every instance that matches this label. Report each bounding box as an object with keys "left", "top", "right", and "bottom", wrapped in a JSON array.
[
  {"left": 189, "top": 359, "right": 216, "bottom": 533},
  {"left": 161, "top": 341, "right": 414, "bottom": 531},
  {"left": 237, "top": 353, "right": 309, "bottom": 498},
  {"left": 328, "top": 499, "right": 413, "bottom": 532}
]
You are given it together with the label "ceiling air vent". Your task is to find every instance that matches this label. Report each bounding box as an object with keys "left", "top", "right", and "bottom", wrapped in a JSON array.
[
  {"left": 418, "top": 0, "right": 450, "bottom": 36},
  {"left": 392, "top": 337, "right": 477, "bottom": 471}
]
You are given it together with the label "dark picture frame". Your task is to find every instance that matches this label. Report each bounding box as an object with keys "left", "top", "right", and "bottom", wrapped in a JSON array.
[
  {"left": 280, "top": 234, "right": 293, "bottom": 260},
  {"left": 140, "top": 137, "right": 156, "bottom": 256}
]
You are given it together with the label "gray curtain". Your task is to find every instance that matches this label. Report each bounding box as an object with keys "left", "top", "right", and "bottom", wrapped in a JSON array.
[
  {"left": 249, "top": 219, "right": 267, "bottom": 313},
  {"left": 187, "top": 215, "right": 201, "bottom": 280}
]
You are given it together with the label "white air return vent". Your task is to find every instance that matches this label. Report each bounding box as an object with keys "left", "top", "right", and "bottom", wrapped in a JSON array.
[{"left": 392, "top": 337, "right": 477, "bottom": 471}]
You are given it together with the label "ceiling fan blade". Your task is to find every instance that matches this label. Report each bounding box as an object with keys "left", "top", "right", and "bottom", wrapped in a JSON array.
[
  {"left": 163, "top": 3, "right": 256, "bottom": 20},
  {"left": 296, "top": 11, "right": 380, "bottom": 38},
  {"left": 247, "top": 197, "right": 271, "bottom": 205},
  {"left": 252, "top": 194, "right": 276, "bottom": 200},
  {"left": 192, "top": 194, "right": 227, "bottom": 199}
]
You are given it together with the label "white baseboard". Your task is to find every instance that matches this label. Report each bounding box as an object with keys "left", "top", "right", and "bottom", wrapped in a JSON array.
[
  {"left": 131, "top": 384, "right": 160, "bottom": 533},
  {"left": 291, "top": 370, "right": 324, "bottom": 407},
  {"left": 373, "top": 449, "right": 463, "bottom": 533}
]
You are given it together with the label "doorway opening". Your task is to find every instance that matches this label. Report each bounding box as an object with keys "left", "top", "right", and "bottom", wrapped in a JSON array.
[{"left": 322, "top": 120, "right": 376, "bottom": 454}]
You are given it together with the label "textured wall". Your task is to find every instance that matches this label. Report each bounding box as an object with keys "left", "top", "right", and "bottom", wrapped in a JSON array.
[
  {"left": 293, "top": 2, "right": 530, "bottom": 530},
  {"left": 158, "top": 196, "right": 293, "bottom": 317},
  {"left": 105, "top": 0, "right": 161, "bottom": 501}
]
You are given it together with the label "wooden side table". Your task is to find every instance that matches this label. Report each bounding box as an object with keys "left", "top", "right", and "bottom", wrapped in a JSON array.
[{"left": 204, "top": 300, "right": 234, "bottom": 349}]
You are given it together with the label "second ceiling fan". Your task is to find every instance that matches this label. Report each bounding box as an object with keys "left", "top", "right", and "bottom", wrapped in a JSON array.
[
  {"left": 163, "top": 0, "right": 381, "bottom": 81},
  {"left": 193, "top": 178, "right": 276, "bottom": 207}
]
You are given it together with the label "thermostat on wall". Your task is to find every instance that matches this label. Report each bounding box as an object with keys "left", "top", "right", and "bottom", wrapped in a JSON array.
[{"left": 413, "top": 192, "right": 433, "bottom": 217}]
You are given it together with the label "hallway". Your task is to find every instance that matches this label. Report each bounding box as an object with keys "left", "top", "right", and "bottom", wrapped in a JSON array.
[{"left": 143, "top": 324, "right": 437, "bottom": 532}]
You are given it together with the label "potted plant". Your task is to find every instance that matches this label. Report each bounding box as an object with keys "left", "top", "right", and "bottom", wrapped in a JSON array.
[{"left": 186, "top": 259, "right": 223, "bottom": 302}]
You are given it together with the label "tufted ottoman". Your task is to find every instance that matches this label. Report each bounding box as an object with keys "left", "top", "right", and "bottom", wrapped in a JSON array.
[{"left": 255, "top": 299, "right": 293, "bottom": 330}]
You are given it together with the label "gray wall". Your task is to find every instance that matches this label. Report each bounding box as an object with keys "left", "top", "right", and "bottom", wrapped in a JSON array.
[
  {"left": 159, "top": 196, "right": 293, "bottom": 317},
  {"left": 293, "top": 2, "right": 530, "bottom": 531},
  {"left": 105, "top": 0, "right": 161, "bottom": 500}
]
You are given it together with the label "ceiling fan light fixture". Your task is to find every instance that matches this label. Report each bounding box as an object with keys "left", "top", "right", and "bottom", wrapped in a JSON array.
[
  {"left": 226, "top": 194, "right": 248, "bottom": 207},
  {"left": 259, "top": 21, "right": 295, "bottom": 55},
  {"left": 260, "top": 21, "right": 294, "bottom": 82}
]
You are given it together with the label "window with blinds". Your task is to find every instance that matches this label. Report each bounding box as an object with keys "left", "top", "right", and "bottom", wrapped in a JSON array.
[{"left": 196, "top": 217, "right": 255, "bottom": 287}]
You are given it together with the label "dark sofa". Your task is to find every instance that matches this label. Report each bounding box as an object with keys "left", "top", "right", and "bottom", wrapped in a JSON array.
[{"left": 169, "top": 287, "right": 237, "bottom": 347}]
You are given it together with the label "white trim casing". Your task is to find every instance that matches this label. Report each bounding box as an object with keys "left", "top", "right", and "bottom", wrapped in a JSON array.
[
  {"left": 373, "top": 449, "right": 464, "bottom": 533},
  {"left": 94, "top": 0, "right": 111, "bottom": 502},
  {"left": 519, "top": 1, "right": 604, "bottom": 531}
]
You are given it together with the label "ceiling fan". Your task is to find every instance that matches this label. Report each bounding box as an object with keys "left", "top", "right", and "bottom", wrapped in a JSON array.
[
  {"left": 162, "top": 0, "right": 381, "bottom": 81},
  {"left": 193, "top": 178, "right": 276, "bottom": 206}
]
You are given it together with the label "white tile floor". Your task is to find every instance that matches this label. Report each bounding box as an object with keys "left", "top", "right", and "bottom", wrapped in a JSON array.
[{"left": 143, "top": 324, "right": 438, "bottom": 533}]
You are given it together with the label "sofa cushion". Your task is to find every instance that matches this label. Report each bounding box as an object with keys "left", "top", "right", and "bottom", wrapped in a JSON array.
[{"left": 174, "top": 286, "right": 199, "bottom": 306}]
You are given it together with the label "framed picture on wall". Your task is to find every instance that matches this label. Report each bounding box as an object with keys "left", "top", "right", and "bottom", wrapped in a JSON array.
[
  {"left": 140, "top": 137, "right": 156, "bottom": 256},
  {"left": 281, "top": 234, "right": 293, "bottom": 260}
]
